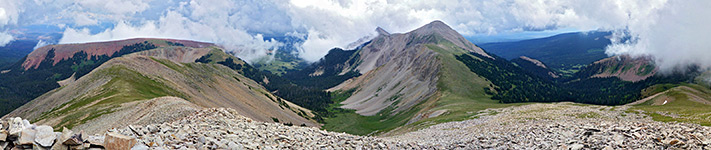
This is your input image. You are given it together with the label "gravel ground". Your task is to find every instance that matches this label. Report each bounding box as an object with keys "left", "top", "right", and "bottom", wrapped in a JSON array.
[
  {"left": 388, "top": 102, "right": 711, "bottom": 149},
  {"left": 26, "top": 102, "right": 710, "bottom": 149},
  {"left": 114, "top": 108, "right": 440, "bottom": 149}
]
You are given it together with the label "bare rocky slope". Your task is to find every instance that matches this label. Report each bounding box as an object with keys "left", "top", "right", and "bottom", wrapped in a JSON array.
[
  {"left": 2, "top": 45, "right": 317, "bottom": 134},
  {"left": 331, "top": 21, "right": 491, "bottom": 117},
  {"left": 582, "top": 55, "right": 657, "bottom": 82}
]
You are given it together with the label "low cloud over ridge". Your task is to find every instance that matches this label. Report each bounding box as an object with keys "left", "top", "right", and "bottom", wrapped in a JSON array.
[{"left": 0, "top": 0, "right": 708, "bottom": 70}]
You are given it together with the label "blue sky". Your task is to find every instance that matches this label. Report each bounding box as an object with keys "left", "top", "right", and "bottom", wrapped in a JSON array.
[{"left": 0, "top": 0, "right": 709, "bottom": 71}]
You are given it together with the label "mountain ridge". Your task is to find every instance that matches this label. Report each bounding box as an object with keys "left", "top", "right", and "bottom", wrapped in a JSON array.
[
  {"left": 22, "top": 38, "right": 214, "bottom": 70},
  {"left": 2, "top": 41, "right": 317, "bottom": 133}
]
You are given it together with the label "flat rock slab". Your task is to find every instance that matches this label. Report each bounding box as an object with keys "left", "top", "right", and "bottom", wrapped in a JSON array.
[
  {"left": 104, "top": 132, "right": 136, "bottom": 150},
  {"left": 34, "top": 125, "right": 55, "bottom": 147},
  {"left": 19, "top": 127, "right": 36, "bottom": 145}
]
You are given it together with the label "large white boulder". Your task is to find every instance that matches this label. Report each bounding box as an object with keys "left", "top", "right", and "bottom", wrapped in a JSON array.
[
  {"left": 34, "top": 125, "right": 56, "bottom": 147},
  {"left": 8, "top": 117, "right": 24, "bottom": 137}
]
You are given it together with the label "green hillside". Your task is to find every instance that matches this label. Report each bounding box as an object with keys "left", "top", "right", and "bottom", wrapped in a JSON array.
[
  {"left": 631, "top": 83, "right": 711, "bottom": 126},
  {"left": 0, "top": 41, "right": 158, "bottom": 115},
  {"left": 34, "top": 64, "right": 184, "bottom": 129}
]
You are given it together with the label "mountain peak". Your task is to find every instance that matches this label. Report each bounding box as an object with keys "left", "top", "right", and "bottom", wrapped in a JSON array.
[
  {"left": 376, "top": 27, "right": 390, "bottom": 36},
  {"left": 408, "top": 20, "right": 492, "bottom": 58},
  {"left": 412, "top": 20, "right": 456, "bottom": 34},
  {"left": 424, "top": 20, "right": 449, "bottom": 28}
]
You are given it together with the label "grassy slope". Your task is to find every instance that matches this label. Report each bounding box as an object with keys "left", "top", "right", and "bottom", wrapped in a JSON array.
[
  {"left": 254, "top": 58, "right": 302, "bottom": 75},
  {"left": 322, "top": 40, "right": 522, "bottom": 135},
  {"left": 203, "top": 48, "right": 247, "bottom": 65},
  {"left": 322, "top": 90, "right": 422, "bottom": 135},
  {"left": 631, "top": 83, "right": 711, "bottom": 126},
  {"left": 36, "top": 63, "right": 184, "bottom": 129},
  {"left": 253, "top": 49, "right": 305, "bottom": 76}
]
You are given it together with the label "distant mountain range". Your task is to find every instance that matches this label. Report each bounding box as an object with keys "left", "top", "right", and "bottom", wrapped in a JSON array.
[
  {"left": 479, "top": 31, "right": 612, "bottom": 72},
  {"left": 0, "top": 40, "right": 37, "bottom": 68}
]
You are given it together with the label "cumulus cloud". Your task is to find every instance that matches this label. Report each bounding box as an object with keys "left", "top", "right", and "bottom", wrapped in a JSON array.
[
  {"left": 73, "top": 13, "right": 98, "bottom": 26},
  {"left": 0, "top": 0, "right": 22, "bottom": 46},
  {"left": 0, "top": 0, "right": 21, "bottom": 26},
  {"left": 282, "top": 0, "right": 669, "bottom": 62},
  {"left": 605, "top": 0, "right": 711, "bottom": 73},
  {"left": 0, "top": 32, "right": 13, "bottom": 46},
  {"left": 1, "top": 0, "right": 708, "bottom": 71},
  {"left": 76, "top": 0, "right": 149, "bottom": 15},
  {"left": 59, "top": 1, "right": 284, "bottom": 63}
]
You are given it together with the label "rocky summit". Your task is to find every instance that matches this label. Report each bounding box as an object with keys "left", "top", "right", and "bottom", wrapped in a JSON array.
[{"left": 2, "top": 104, "right": 711, "bottom": 149}]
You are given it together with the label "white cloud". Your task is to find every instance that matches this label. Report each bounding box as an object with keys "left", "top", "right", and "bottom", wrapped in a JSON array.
[
  {"left": 286, "top": 0, "right": 423, "bottom": 62},
  {"left": 73, "top": 13, "right": 98, "bottom": 26},
  {"left": 282, "top": 0, "right": 658, "bottom": 62},
  {"left": 60, "top": 8, "right": 283, "bottom": 63},
  {"left": 1, "top": 0, "right": 709, "bottom": 72},
  {"left": 606, "top": 0, "right": 711, "bottom": 73},
  {"left": 0, "top": 0, "right": 21, "bottom": 26},
  {"left": 76, "top": 0, "right": 150, "bottom": 15},
  {"left": 0, "top": 32, "right": 13, "bottom": 46},
  {"left": 0, "top": 0, "right": 21, "bottom": 46},
  {"left": 33, "top": 39, "right": 51, "bottom": 49}
]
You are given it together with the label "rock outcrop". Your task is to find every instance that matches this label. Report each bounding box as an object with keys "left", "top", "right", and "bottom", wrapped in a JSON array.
[{"left": 0, "top": 117, "right": 122, "bottom": 150}]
